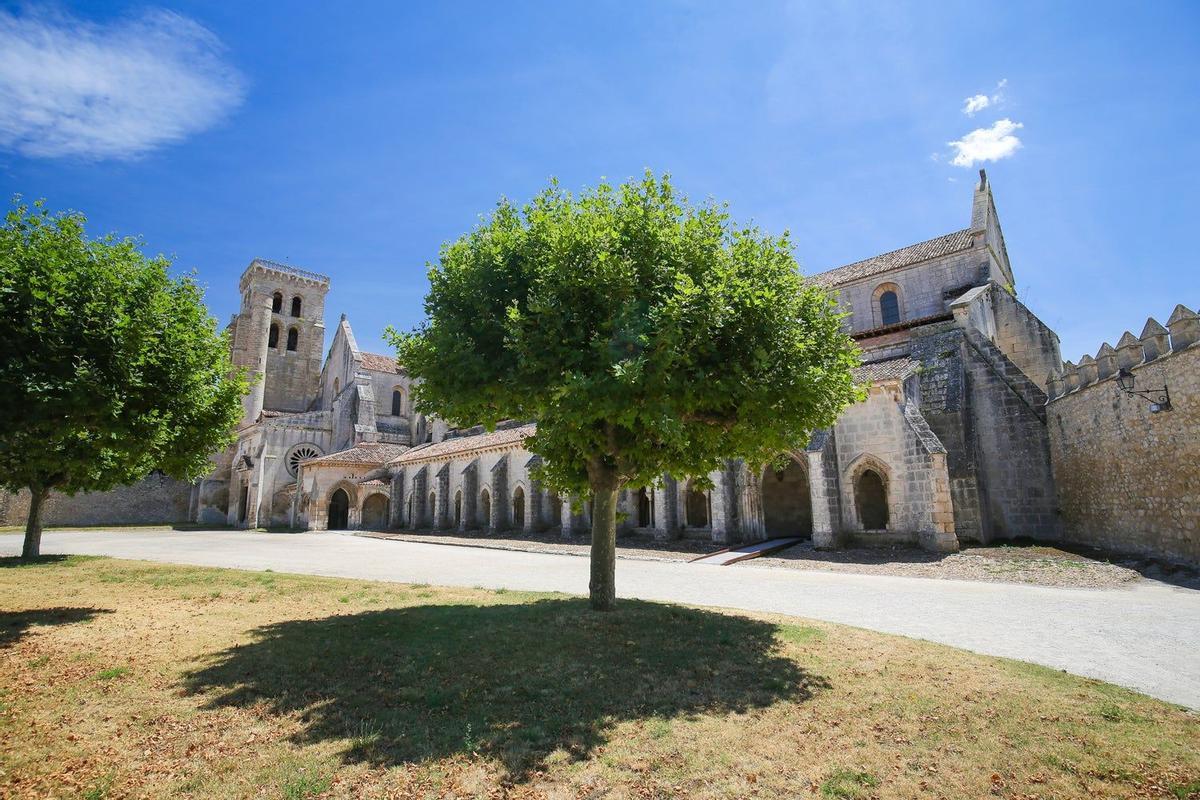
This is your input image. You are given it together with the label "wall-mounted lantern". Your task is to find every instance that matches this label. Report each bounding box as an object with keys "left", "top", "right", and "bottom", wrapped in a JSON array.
[{"left": 1116, "top": 368, "right": 1172, "bottom": 413}]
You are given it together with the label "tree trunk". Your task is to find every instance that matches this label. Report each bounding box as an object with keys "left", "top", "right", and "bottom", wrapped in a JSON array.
[
  {"left": 22, "top": 485, "right": 48, "bottom": 560},
  {"left": 587, "top": 464, "right": 620, "bottom": 612}
]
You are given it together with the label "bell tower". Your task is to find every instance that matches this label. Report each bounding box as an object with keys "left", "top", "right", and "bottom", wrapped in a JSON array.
[{"left": 231, "top": 259, "right": 330, "bottom": 423}]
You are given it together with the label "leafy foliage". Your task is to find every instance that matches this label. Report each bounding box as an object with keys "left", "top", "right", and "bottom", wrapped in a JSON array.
[
  {"left": 390, "top": 172, "right": 861, "bottom": 495},
  {"left": 0, "top": 198, "right": 246, "bottom": 549}
]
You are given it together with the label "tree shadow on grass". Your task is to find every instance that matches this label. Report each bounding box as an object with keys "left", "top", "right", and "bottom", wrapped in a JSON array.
[
  {"left": 1, "top": 607, "right": 113, "bottom": 647},
  {"left": 0, "top": 555, "right": 75, "bottom": 568},
  {"left": 183, "top": 598, "right": 827, "bottom": 781}
]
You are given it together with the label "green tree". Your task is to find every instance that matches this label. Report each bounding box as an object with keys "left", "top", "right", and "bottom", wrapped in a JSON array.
[
  {"left": 389, "top": 174, "right": 861, "bottom": 610},
  {"left": 0, "top": 199, "right": 247, "bottom": 559}
]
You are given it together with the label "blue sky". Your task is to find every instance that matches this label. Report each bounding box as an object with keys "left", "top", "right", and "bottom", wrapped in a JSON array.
[{"left": 2, "top": 1, "right": 1197, "bottom": 363}]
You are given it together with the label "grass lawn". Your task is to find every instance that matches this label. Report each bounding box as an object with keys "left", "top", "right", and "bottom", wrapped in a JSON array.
[{"left": 1, "top": 557, "right": 1196, "bottom": 799}]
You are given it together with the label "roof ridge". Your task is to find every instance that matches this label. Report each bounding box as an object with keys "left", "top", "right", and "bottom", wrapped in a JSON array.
[{"left": 810, "top": 228, "right": 975, "bottom": 288}]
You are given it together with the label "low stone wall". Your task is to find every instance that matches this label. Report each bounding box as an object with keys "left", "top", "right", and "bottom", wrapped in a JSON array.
[
  {"left": 0, "top": 474, "right": 195, "bottom": 528},
  {"left": 1046, "top": 305, "right": 1200, "bottom": 565}
]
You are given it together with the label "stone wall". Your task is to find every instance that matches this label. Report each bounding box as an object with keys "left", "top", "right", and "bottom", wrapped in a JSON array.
[
  {"left": 1046, "top": 305, "right": 1200, "bottom": 564},
  {"left": 0, "top": 474, "right": 195, "bottom": 528}
]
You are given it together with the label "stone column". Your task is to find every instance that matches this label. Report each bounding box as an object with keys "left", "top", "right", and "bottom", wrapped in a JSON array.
[
  {"left": 460, "top": 460, "right": 478, "bottom": 531},
  {"left": 807, "top": 431, "right": 843, "bottom": 549},
  {"left": 736, "top": 463, "right": 766, "bottom": 542},
  {"left": 389, "top": 468, "right": 405, "bottom": 528},
  {"left": 435, "top": 463, "right": 450, "bottom": 529},
  {"left": 528, "top": 480, "right": 543, "bottom": 532},
  {"left": 709, "top": 467, "right": 732, "bottom": 544},
  {"left": 490, "top": 454, "right": 509, "bottom": 531},
  {"left": 651, "top": 476, "right": 680, "bottom": 541}
]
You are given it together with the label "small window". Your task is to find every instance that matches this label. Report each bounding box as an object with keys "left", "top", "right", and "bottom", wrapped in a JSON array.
[
  {"left": 391, "top": 389, "right": 403, "bottom": 416},
  {"left": 268, "top": 323, "right": 279, "bottom": 348},
  {"left": 286, "top": 328, "right": 299, "bottom": 351},
  {"left": 333, "top": 377, "right": 340, "bottom": 395},
  {"left": 272, "top": 292, "right": 283, "bottom": 313},
  {"left": 291, "top": 296, "right": 302, "bottom": 317},
  {"left": 879, "top": 290, "right": 900, "bottom": 326}
]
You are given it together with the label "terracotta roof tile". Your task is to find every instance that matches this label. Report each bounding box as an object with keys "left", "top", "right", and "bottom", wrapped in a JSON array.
[
  {"left": 810, "top": 229, "right": 975, "bottom": 289},
  {"left": 391, "top": 424, "right": 536, "bottom": 465},
  {"left": 303, "top": 442, "right": 409, "bottom": 467},
  {"left": 852, "top": 357, "right": 919, "bottom": 384},
  {"left": 360, "top": 352, "right": 399, "bottom": 373}
]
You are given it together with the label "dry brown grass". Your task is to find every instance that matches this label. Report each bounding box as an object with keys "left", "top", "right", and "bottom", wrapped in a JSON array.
[{"left": 0, "top": 555, "right": 1196, "bottom": 799}]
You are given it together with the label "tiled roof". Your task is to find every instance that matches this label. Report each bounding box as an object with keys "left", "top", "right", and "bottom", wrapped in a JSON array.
[
  {"left": 360, "top": 352, "right": 399, "bottom": 373},
  {"left": 391, "top": 424, "right": 536, "bottom": 465},
  {"left": 810, "top": 229, "right": 975, "bottom": 289},
  {"left": 303, "top": 442, "right": 409, "bottom": 467},
  {"left": 852, "top": 357, "right": 919, "bottom": 384}
]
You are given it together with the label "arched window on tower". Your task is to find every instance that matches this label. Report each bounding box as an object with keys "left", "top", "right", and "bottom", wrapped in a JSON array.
[
  {"left": 291, "top": 296, "right": 302, "bottom": 317},
  {"left": 286, "top": 327, "right": 299, "bottom": 351},
  {"left": 272, "top": 292, "right": 283, "bottom": 313},
  {"left": 879, "top": 290, "right": 900, "bottom": 326},
  {"left": 268, "top": 323, "right": 279, "bottom": 348},
  {"left": 391, "top": 389, "right": 403, "bottom": 416}
]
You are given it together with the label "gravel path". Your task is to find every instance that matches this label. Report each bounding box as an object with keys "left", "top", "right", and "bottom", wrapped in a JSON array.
[
  {"left": 363, "top": 530, "right": 1148, "bottom": 589},
  {"left": 5, "top": 529, "right": 1199, "bottom": 708}
]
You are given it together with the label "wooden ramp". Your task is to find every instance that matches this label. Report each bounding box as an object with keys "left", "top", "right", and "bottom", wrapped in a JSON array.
[{"left": 689, "top": 537, "right": 805, "bottom": 566}]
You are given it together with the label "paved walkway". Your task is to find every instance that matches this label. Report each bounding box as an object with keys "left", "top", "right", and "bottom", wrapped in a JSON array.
[{"left": 5, "top": 529, "right": 1198, "bottom": 708}]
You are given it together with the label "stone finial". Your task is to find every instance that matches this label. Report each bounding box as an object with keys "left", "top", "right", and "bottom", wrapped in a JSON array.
[
  {"left": 1140, "top": 317, "right": 1170, "bottom": 361},
  {"left": 1061, "top": 360, "right": 1080, "bottom": 392},
  {"left": 1115, "top": 331, "right": 1143, "bottom": 369},
  {"left": 1095, "top": 343, "right": 1118, "bottom": 380},
  {"left": 1166, "top": 304, "right": 1199, "bottom": 351},
  {"left": 1076, "top": 355, "right": 1098, "bottom": 387}
]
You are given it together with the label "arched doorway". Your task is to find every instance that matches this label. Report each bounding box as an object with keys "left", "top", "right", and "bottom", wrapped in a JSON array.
[
  {"left": 512, "top": 486, "right": 525, "bottom": 530},
  {"left": 328, "top": 488, "right": 349, "bottom": 530},
  {"left": 479, "top": 488, "right": 491, "bottom": 529},
  {"left": 427, "top": 491, "right": 436, "bottom": 526},
  {"left": 762, "top": 458, "right": 812, "bottom": 539},
  {"left": 637, "top": 487, "right": 652, "bottom": 527},
  {"left": 362, "top": 494, "right": 388, "bottom": 530},
  {"left": 855, "top": 469, "right": 889, "bottom": 530},
  {"left": 685, "top": 483, "right": 709, "bottom": 528},
  {"left": 454, "top": 490, "right": 463, "bottom": 528}
]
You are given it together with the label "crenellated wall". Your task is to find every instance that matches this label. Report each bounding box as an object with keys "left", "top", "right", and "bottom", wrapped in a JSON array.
[{"left": 1046, "top": 304, "right": 1200, "bottom": 565}]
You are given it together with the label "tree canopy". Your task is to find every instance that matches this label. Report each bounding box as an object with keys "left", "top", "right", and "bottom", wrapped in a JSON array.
[
  {"left": 0, "top": 199, "right": 247, "bottom": 558},
  {"left": 390, "top": 173, "right": 861, "bottom": 609}
]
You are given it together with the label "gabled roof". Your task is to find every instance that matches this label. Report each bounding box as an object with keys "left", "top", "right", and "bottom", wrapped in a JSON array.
[
  {"left": 852, "top": 356, "right": 919, "bottom": 384},
  {"left": 361, "top": 352, "right": 399, "bottom": 373},
  {"left": 303, "top": 442, "right": 409, "bottom": 467},
  {"left": 810, "top": 229, "right": 976, "bottom": 289},
  {"left": 390, "top": 424, "right": 536, "bottom": 466}
]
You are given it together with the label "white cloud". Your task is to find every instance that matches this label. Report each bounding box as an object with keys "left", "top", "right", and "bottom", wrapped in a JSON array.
[
  {"left": 0, "top": 8, "right": 244, "bottom": 159},
  {"left": 962, "top": 94, "right": 990, "bottom": 115},
  {"left": 948, "top": 118, "right": 1024, "bottom": 167},
  {"left": 961, "top": 78, "right": 1007, "bottom": 116}
]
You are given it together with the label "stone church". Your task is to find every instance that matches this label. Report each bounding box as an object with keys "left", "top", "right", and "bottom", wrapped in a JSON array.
[
  {"left": 170, "top": 170, "right": 1065, "bottom": 553},
  {"left": 17, "top": 171, "right": 1191, "bottom": 558}
]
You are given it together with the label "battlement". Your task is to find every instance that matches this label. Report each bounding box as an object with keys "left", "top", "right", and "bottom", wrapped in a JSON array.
[
  {"left": 1046, "top": 303, "right": 1199, "bottom": 401},
  {"left": 239, "top": 257, "right": 330, "bottom": 290}
]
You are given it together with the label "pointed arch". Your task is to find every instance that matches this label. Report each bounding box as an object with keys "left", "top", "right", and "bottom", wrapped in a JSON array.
[
  {"left": 272, "top": 291, "right": 283, "bottom": 313},
  {"left": 290, "top": 296, "right": 302, "bottom": 317},
  {"left": 286, "top": 327, "right": 299, "bottom": 351},
  {"left": 845, "top": 453, "right": 893, "bottom": 532}
]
